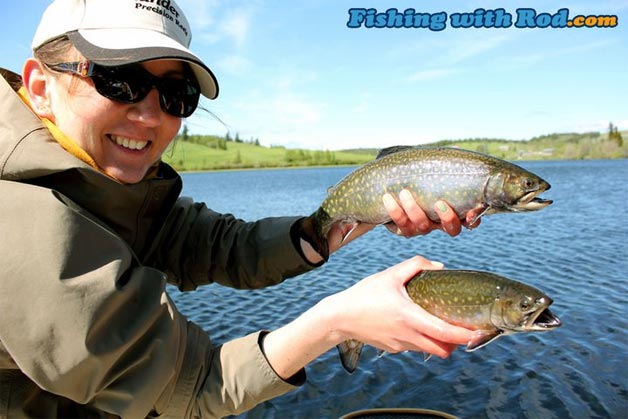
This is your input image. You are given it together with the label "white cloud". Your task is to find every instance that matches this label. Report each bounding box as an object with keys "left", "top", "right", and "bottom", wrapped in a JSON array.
[
  {"left": 221, "top": 88, "right": 327, "bottom": 148},
  {"left": 442, "top": 33, "right": 511, "bottom": 65},
  {"left": 272, "top": 94, "right": 325, "bottom": 125},
  {"left": 405, "top": 33, "right": 509, "bottom": 82},
  {"left": 352, "top": 93, "right": 372, "bottom": 113},
  {"left": 177, "top": 0, "right": 256, "bottom": 47},
  {"left": 176, "top": 0, "right": 218, "bottom": 35},
  {"left": 217, "top": 55, "right": 251, "bottom": 75},
  {"left": 219, "top": 10, "right": 250, "bottom": 47}
]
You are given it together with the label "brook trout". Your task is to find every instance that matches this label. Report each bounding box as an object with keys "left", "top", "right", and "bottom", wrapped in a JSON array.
[
  {"left": 338, "top": 269, "right": 561, "bottom": 373},
  {"left": 309, "top": 146, "right": 552, "bottom": 260}
]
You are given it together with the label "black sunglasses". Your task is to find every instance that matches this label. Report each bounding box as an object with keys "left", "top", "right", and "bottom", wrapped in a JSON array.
[{"left": 44, "top": 61, "right": 200, "bottom": 118}]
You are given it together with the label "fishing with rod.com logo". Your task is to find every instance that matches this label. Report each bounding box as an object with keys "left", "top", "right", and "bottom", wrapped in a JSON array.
[{"left": 346, "top": 7, "right": 618, "bottom": 31}]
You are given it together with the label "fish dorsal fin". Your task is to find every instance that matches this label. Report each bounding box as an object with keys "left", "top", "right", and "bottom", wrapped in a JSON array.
[{"left": 376, "top": 145, "right": 416, "bottom": 159}]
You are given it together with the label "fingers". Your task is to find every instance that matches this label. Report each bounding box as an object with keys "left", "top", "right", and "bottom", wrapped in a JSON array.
[
  {"left": 383, "top": 190, "right": 484, "bottom": 238},
  {"left": 339, "top": 256, "right": 474, "bottom": 360},
  {"left": 384, "top": 257, "right": 472, "bottom": 350},
  {"left": 399, "top": 190, "right": 432, "bottom": 232},
  {"left": 382, "top": 193, "right": 407, "bottom": 235},
  {"left": 384, "top": 255, "right": 444, "bottom": 287},
  {"left": 383, "top": 191, "right": 436, "bottom": 236},
  {"left": 376, "top": 299, "right": 474, "bottom": 358},
  {"left": 405, "top": 303, "right": 475, "bottom": 347},
  {"left": 434, "top": 200, "right": 462, "bottom": 237},
  {"left": 425, "top": 319, "right": 474, "bottom": 348},
  {"left": 403, "top": 335, "right": 459, "bottom": 359},
  {"left": 464, "top": 208, "right": 483, "bottom": 229}
]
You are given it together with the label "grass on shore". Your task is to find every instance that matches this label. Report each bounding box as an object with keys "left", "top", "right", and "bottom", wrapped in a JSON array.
[{"left": 162, "top": 130, "right": 627, "bottom": 172}]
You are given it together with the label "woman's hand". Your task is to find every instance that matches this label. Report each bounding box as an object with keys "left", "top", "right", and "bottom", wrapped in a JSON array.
[
  {"left": 324, "top": 256, "right": 474, "bottom": 357},
  {"left": 323, "top": 190, "right": 482, "bottom": 256},
  {"left": 383, "top": 190, "right": 482, "bottom": 238},
  {"left": 261, "top": 256, "right": 475, "bottom": 379}
]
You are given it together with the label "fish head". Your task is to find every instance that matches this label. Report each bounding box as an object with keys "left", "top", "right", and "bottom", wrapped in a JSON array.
[
  {"left": 493, "top": 286, "right": 562, "bottom": 334},
  {"left": 485, "top": 170, "right": 552, "bottom": 213}
]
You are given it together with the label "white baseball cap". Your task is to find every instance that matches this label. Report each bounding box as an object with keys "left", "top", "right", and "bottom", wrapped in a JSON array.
[{"left": 32, "top": 0, "right": 219, "bottom": 99}]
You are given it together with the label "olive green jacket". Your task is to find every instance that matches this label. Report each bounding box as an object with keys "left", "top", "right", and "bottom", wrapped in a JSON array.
[{"left": 0, "top": 70, "right": 313, "bottom": 418}]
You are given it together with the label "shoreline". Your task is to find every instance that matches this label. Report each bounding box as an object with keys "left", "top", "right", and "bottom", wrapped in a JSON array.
[{"left": 170, "top": 156, "right": 627, "bottom": 174}]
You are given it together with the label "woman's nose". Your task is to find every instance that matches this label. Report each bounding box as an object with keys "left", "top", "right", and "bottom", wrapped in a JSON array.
[{"left": 127, "top": 88, "right": 163, "bottom": 126}]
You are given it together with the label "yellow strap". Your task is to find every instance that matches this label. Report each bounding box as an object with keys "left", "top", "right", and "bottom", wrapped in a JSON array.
[
  {"left": 17, "top": 86, "right": 162, "bottom": 181},
  {"left": 18, "top": 86, "right": 100, "bottom": 170}
]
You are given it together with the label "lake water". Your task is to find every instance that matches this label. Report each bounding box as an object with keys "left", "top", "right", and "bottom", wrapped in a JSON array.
[{"left": 169, "top": 159, "right": 628, "bottom": 419}]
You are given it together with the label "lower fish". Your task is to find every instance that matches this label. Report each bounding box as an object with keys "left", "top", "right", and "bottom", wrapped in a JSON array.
[{"left": 337, "top": 269, "right": 562, "bottom": 373}]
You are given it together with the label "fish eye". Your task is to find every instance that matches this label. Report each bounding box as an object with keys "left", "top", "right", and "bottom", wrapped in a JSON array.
[
  {"left": 522, "top": 178, "right": 536, "bottom": 189},
  {"left": 519, "top": 300, "right": 531, "bottom": 311}
]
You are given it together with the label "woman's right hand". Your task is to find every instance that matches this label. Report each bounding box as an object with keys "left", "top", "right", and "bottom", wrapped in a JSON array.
[
  {"left": 324, "top": 256, "right": 475, "bottom": 358},
  {"left": 261, "top": 256, "right": 475, "bottom": 380}
]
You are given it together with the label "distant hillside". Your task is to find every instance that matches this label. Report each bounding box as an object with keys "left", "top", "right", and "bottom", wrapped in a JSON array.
[
  {"left": 162, "top": 129, "right": 626, "bottom": 171},
  {"left": 162, "top": 134, "right": 374, "bottom": 171},
  {"left": 429, "top": 131, "right": 626, "bottom": 161}
]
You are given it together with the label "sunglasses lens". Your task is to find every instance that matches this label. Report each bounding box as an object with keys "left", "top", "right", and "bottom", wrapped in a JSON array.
[
  {"left": 159, "top": 80, "right": 200, "bottom": 118},
  {"left": 91, "top": 65, "right": 200, "bottom": 117},
  {"left": 91, "top": 67, "right": 147, "bottom": 103}
]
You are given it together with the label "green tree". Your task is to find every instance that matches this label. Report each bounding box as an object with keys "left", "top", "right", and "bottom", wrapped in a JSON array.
[
  {"left": 608, "top": 121, "right": 624, "bottom": 147},
  {"left": 181, "top": 124, "right": 189, "bottom": 142}
]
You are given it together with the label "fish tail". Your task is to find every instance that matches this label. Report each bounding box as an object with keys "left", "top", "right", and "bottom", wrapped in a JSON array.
[
  {"left": 337, "top": 339, "right": 364, "bottom": 374},
  {"left": 305, "top": 207, "right": 331, "bottom": 261}
]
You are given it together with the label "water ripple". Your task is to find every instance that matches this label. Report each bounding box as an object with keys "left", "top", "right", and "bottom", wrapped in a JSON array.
[{"left": 170, "top": 160, "right": 628, "bottom": 418}]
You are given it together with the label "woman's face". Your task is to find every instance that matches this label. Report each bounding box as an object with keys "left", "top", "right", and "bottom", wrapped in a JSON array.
[{"left": 46, "top": 59, "right": 184, "bottom": 184}]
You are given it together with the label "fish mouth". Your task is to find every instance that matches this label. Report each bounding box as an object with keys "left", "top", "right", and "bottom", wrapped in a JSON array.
[
  {"left": 525, "top": 307, "right": 562, "bottom": 331},
  {"left": 512, "top": 184, "right": 553, "bottom": 211}
]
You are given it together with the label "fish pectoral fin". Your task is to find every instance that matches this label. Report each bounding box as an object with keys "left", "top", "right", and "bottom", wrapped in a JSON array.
[
  {"left": 466, "top": 330, "right": 503, "bottom": 351},
  {"left": 337, "top": 339, "right": 364, "bottom": 374},
  {"left": 468, "top": 205, "right": 491, "bottom": 227},
  {"left": 339, "top": 221, "right": 361, "bottom": 245}
]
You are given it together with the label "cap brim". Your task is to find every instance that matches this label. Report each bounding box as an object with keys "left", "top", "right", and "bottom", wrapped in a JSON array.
[{"left": 67, "top": 30, "right": 218, "bottom": 99}]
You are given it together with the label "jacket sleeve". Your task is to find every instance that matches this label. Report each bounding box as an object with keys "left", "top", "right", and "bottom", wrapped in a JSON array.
[
  {"left": 149, "top": 197, "right": 318, "bottom": 291},
  {"left": 0, "top": 182, "right": 302, "bottom": 418}
]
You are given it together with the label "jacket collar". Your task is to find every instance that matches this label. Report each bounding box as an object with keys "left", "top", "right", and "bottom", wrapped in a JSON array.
[{"left": 1, "top": 70, "right": 182, "bottom": 257}]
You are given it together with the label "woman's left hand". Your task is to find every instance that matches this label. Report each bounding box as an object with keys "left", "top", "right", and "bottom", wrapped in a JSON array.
[
  {"left": 382, "top": 190, "right": 482, "bottom": 238},
  {"left": 326, "top": 190, "right": 482, "bottom": 255}
]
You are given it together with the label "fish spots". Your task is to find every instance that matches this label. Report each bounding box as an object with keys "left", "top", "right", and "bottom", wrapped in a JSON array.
[{"left": 315, "top": 146, "right": 549, "bottom": 236}]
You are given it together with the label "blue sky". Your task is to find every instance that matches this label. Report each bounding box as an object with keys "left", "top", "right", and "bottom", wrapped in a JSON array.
[{"left": 3, "top": 0, "right": 627, "bottom": 150}]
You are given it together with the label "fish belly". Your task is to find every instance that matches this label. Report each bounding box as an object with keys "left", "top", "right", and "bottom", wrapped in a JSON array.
[{"left": 322, "top": 166, "right": 488, "bottom": 224}]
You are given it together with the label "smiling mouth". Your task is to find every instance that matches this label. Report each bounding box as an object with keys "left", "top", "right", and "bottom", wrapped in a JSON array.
[{"left": 109, "top": 135, "right": 149, "bottom": 151}]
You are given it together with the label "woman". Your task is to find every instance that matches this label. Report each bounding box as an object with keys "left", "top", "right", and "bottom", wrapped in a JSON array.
[{"left": 0, "top": 0, "right": 477, "bottom": 417}]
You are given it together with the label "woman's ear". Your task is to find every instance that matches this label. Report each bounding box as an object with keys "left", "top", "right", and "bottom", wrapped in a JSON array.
[{"left": 22, "top": 58, "right": 55, "bottom": 120}]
